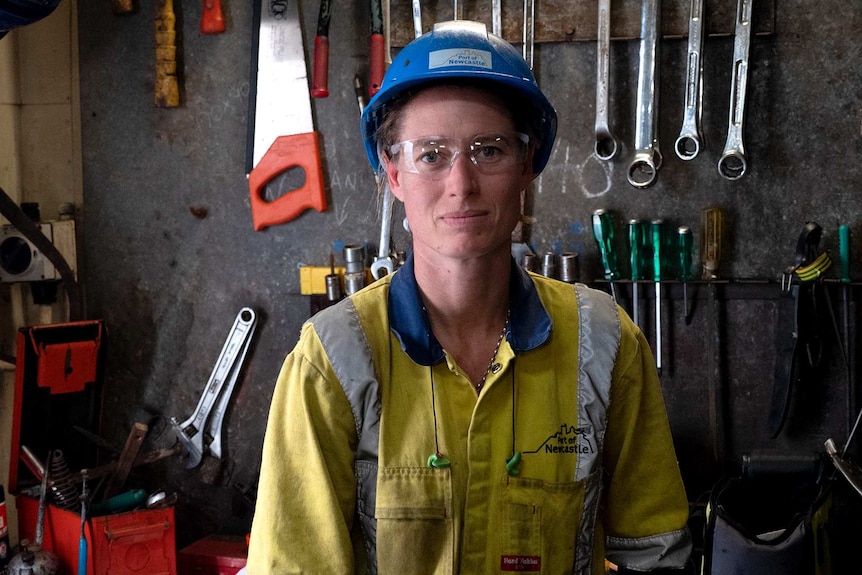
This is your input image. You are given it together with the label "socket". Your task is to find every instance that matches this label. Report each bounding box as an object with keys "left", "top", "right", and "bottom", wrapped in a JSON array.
[{"left": 0, "top": 220, "right": 76, "bottom": 283}]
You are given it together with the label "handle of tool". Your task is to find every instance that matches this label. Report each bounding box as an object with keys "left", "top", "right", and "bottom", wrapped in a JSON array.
[
  {"left": 679, "top": 226, "right": 693, "bottom": 281},
  {"left": 312, "top": 36, "right": 330, "bottom": 98},
  {"left": 651, "top": 220, "right": 664, "bottom": 281},
  {"left": 369, "top": 34, "right": 385, "bottom": 96},
  {"left": 840, "top": 224, "right": 850, "bottom": 282},
  {"left": 701, "top": 207, "right": 723, "bottom": 279},
  {"left": 91, "top": 489, "right": 147, "bottom": 516},
  {"left": 312, "top": 0, "right": 332, "bottom": 98},
  {"left": 111, "top": 0, "right": 134, "bottom": 15},
  {"left": 629, "top": 220, "right": 645, "bottom": 282},
  {"left": 201, "top": 0, "right": 226, "bottom": 34},
  {"left": 155, "top": 0, "right": 180, "bottom": 108},
  {"left": 592, "top": 210, "right": 620, "bottom": 282},
  {"left": 78, "top": 538, "right": 88, "bottom": 575},
  {"left": 248, "top": 133, "right": 328, "bottom": 230}
]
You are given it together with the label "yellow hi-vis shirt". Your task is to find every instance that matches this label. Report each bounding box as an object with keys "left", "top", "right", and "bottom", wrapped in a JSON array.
[{"left": 247, "top": 256, "right": 691, "bottom": 574}]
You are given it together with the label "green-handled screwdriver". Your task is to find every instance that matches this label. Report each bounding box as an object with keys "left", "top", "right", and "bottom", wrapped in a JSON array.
[
  {"left": 679, "top": 226, "right": 693, "bottom": 324},
  {"left": 592, "top": 209, "right": 620, "bottom": 301},
  {"left": 628, "top": 220, "right": 648, "bottom": 327},
  {"left": 839, "top": 224, "right": 851, "bottom": 375},
  {"left": 651, "top": 220, "right": 665, "bottom": 375}
]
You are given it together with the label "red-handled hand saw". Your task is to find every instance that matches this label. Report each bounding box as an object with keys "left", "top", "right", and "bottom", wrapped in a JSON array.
[{"left": 246, "top": 0, "right": 327, "bottom": 230}]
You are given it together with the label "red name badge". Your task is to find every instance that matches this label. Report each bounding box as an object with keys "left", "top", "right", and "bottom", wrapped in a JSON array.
[{"left": 501, "top": 555, "right": 542, "bottom": 572}]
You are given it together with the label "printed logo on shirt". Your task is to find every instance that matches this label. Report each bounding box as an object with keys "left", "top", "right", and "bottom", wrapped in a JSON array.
[
  {"left": 501, "top": 555, "right": 541, "bottom": 572},
  {"left": 524, "top": 423, "right": 595, "bottom": 455}
]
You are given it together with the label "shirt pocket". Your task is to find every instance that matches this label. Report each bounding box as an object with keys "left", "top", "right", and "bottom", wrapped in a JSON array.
[
  {"left": 500, "top": 476, "right": 586, "bottom": 575},
  {"left": 375, "top": 466, "right": 454, "bottom": 575}
]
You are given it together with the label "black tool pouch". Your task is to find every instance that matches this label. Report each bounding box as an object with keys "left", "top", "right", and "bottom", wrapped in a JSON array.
[{"left": 702, "top": 452, "right": 833, "bottom": 575}]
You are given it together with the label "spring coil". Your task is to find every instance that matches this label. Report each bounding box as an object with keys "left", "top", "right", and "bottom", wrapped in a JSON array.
[{"left": 49, "top": 450, "right": 79, "bottom": 510}]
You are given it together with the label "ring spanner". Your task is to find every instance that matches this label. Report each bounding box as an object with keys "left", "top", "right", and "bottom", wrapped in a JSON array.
[
  {"left": 370, "top": 185, "right": 395, "bottom": 280},
  {"left": 718, "top": 0, "right": 753, "bottom": 180},
  {"left": 674, "top": 0, "right": 704, "bottom": 160},
  {"left": 627, "top": 0, "right": 662, "bottom": 188},
  {"left": 594, "top": 0, "right": 619, "bottom": 160},
  {"left": 172, "top": 307, "right": 257, "bottom": 468}
]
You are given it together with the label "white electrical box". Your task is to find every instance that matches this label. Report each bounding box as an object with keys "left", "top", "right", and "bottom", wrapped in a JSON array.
[{"left": 0, "top": 220, "right": 77, "bottom": 283}]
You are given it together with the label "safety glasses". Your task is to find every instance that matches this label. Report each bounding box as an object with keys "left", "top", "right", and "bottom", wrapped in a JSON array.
[{"left": 388, "top": 132, "right": 530, "bottom": 180}]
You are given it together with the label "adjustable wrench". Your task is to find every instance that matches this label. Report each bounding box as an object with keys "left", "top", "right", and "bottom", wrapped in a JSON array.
[
  {"left": 627, "top": 0, "right": 662, "bottom": 188},
  {"left": 674, "top": 0, "right": 704, "bottom": 160},
  {"left": 717, "top": 0, "right": 753, "bottom": 180},
  {"left": 594, "top": 0, "right": 619, "bottom": 160},
  {"left": 172, "top": 308, "right": 257, "bottom": 468}
]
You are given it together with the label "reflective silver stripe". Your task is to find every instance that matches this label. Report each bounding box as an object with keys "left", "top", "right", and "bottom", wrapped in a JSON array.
[
  {"left": 312, "top": 300, "right": 382, "bottom": 462},
  {"left": 573, "top": 284, "right": 621, "bottom": 574},
  {"left": 310, "top": 300, "right": 381, "bottom": 574}
]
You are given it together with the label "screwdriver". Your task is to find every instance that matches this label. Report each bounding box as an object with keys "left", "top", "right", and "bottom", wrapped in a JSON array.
[
  {"left": 679, "top": 226, "right": 693, "bottom": 324},
  {"left": 592, "top": 209, "right": 620, "bottom": 301},
  {"left": 840, "top": 224, "right": 851, "bottom": 353},
  {"left": 700, "top": 207, "right": 724, "bottom": 463},
  {"left": 651, "top": 219, "right": 665, "bottom": 375},
  {"left": 628, "top": 219, "right": 648, "bottom": 328}
]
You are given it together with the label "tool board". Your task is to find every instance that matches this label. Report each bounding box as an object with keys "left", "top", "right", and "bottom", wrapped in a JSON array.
[{"left": 70, "top": 0, "right": 862, "bottom": 558}]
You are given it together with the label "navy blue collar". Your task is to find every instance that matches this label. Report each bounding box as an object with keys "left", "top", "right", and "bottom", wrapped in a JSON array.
[{"left": 388, "top": 253, "right": 552, "bottom": 366}]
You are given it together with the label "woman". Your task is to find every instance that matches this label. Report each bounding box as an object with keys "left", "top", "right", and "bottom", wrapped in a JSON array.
[{"left": 246, "top": 21, "right": 691, "bottom": 575}]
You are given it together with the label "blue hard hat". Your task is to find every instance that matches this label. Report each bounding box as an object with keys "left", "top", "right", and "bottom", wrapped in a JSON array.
[{"left": 360, "top": 20, "right": 557, "bottom": 175}]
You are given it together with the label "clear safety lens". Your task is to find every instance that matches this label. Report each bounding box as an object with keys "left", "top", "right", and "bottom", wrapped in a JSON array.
[{"left": 389, "top": 132, "right": 529, "bottom": 179}]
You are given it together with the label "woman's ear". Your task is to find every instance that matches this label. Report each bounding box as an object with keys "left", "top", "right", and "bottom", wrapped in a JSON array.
[{"left": 384, "top": 156, "right": 405, "bottom": 202}]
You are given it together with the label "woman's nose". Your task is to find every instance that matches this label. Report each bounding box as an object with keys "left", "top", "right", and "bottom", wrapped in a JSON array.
[{"left": 445, "top": 152, "right": 480, "bottom": 195}]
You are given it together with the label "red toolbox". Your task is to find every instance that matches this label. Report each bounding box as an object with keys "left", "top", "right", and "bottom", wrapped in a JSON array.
[
  {"left": 17, "top": 494, "right": 177, "bottom": 575},
  {"left": 177, "top": 535, "right": 247, "bottom": 575}
]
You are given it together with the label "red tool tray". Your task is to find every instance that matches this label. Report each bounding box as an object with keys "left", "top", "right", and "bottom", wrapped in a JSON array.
[{"left": 16, "top": 494, "right": 177, "bottom": 575}]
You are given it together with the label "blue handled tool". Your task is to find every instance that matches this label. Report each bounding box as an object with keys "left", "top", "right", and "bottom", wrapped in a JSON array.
[{"left": 78, "top": 470, "right": 89, "bottom": 575}]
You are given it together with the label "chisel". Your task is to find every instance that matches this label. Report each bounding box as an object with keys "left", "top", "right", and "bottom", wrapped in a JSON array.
[
  {"left": 628, "top": 220, "right": 647, "bottom": 328},
  {"left": 651, "top": 219, "right": 665, "bottom": 375},
  {"left": 592, "top": 209, "right": 620, "bottom": 302}
]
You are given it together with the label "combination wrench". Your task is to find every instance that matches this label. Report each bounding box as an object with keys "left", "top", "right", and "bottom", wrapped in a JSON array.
[
  {"left": 674, "top": 0, "right": 704, "bottom": 160},
  {"left": 370, "top": 185, "right": 396, "bottom": 279},
  {"left": 412, "top": 0, "right": 422, "bottom": 38},
  {"left": 172, "top": 307, "right": 257, "bottom": 468},
  {"left": 717, "top": 0, "right": 753, "bottom": 180},
  {"left": 627, "top": 0, "right": 662, "bottom": 188},
  {"left": 594, "top": 0, "right": 619, "bottom": 160},
  {"left": 522, "top": 0, "right": 535, "bottom": 69}
]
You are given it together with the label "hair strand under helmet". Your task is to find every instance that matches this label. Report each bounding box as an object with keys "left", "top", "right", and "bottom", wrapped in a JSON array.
[{"left": 359, "top": 20, "right": 557, "bottom": 175}]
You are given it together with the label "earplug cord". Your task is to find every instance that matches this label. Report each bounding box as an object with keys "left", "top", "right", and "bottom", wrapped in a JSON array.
[{"left": 424, "top": 307, "right": 451, "bottom": 469}]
